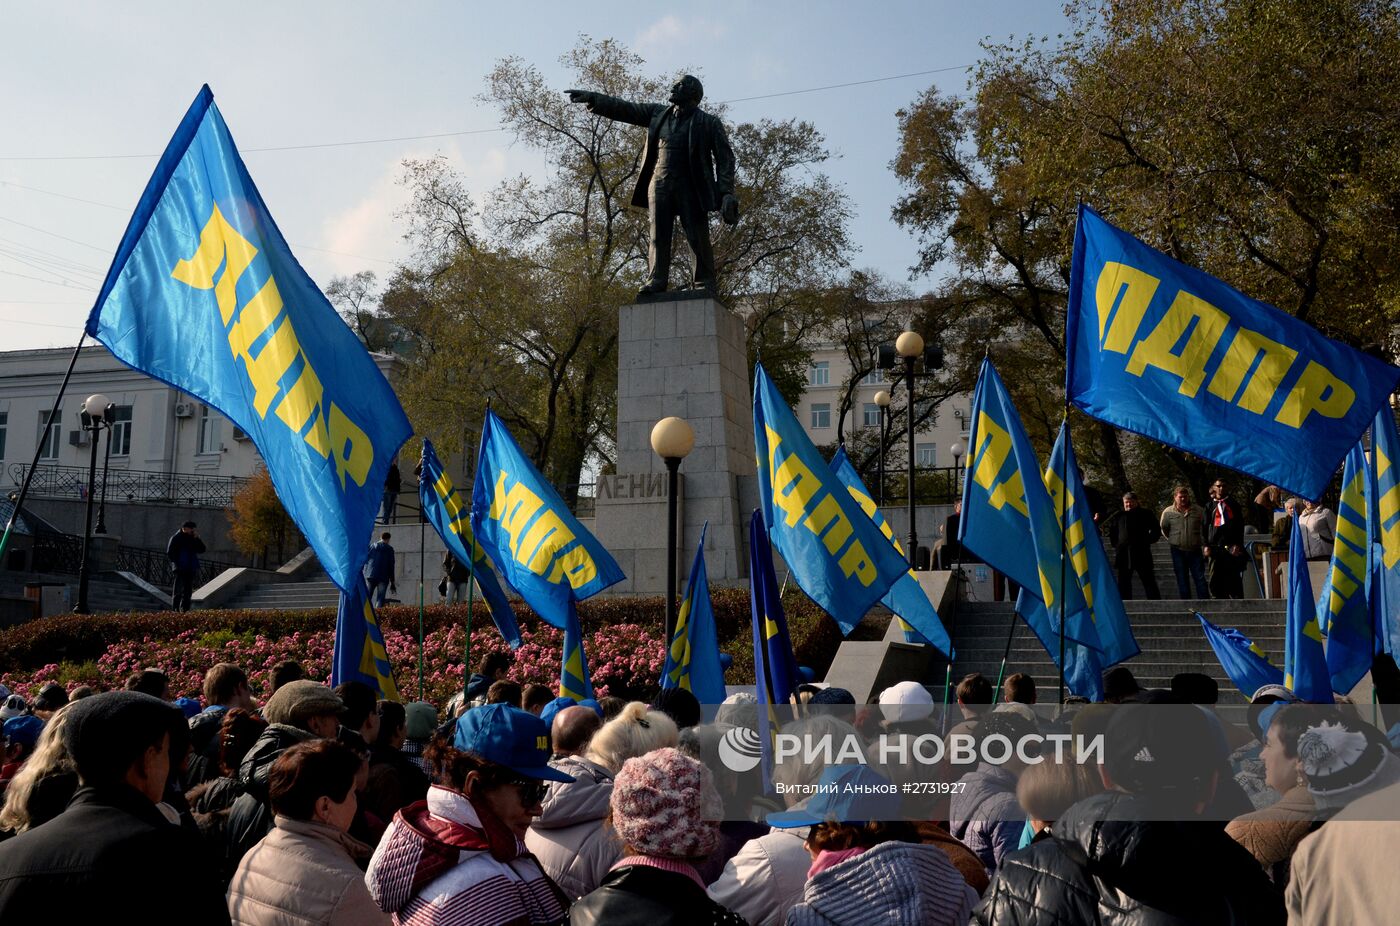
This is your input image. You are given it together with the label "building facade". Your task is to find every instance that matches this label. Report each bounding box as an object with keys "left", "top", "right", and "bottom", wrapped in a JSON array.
[{"left": 793, "top": 341, "right": 971, "bottom": 473}]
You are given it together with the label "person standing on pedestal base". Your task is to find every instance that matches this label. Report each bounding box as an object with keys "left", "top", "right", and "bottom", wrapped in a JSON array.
[{"left": 568, "top": 75, "right": 739, "bottom": 296}]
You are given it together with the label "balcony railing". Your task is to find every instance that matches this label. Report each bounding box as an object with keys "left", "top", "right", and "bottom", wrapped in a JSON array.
[
  {"left": 27, "top": 531, "right": 237, "bottom": 589},
  {"left": 8, "top": 463, "right": 249, "bottom": 510}
]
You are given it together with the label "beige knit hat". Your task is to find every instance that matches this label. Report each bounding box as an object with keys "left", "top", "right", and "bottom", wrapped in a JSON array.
[{"left": 262, "top": 680, "right": 344, "bottom": 728}]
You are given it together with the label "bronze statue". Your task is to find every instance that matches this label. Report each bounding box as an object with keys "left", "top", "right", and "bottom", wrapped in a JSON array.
[{"left": 568, "top": 75, "right": 738, "bottom": 297}]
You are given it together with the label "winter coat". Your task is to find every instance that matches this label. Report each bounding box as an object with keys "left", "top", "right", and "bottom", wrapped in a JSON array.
[
  {"left": 1205, "top": 498, "right": 1246, "bottom": 550},
  {"left": 915, "top": 823, "right": 991, "bottom": 896},
  {"left": 570, "top": 859, "right": 747, "bottom": 926},
  {"left": 365, "top": 541, "right": 395, "bottom": 584},
  {"left": 1286, "top": 779, "right": 1400, "bottom": 924},
  {"left": 188, "top": 704, "right": 230, "bottom": 785},
  {"left": 524, "top": 755, "right": 622, "bottom": 899},
  {"left": 973, "top": 790, "right": 1285, "bottom": 925},
  {"left": 366, "top": 786, "right": 569, "bottom": 926},
  {"left": 363, "top": 743, "right": 431, "bottom": 824},
  {"left": 1297, "top": 507, "right": 1336, "bottom": 559},
  {"left": 707, "top": 827, "right": 810, "bottom": 926},
  {"left": 785, "top": 841, "right": 976, "bottom": 926},
  {"left": 949, "top": 763, "right": 1023, "bottom": 876},
  {"left": 167, "top": 528, "right": 207, "bottom": 573},
  {"left": 227, "top": 724, "right": 317, "bottom": 866},
  {"left": 227, "top": 815, "right": 388, "bottom": 926},
  {"left": 1224, "top": 786, "right": 1316, "bottom": 876},
  {"left": 0, "top": 783, "right": 231, "bottom": 922},
  {"left": 1159, "top": 504, "right": 1205, "bottom": 550}
]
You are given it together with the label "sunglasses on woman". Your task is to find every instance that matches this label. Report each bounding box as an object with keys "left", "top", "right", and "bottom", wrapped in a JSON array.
[{"left": 511, "top": 778, "right": 549, "bottom": 806}]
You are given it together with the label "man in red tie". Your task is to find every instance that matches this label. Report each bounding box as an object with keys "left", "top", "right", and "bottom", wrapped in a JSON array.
[{"left": 1204, "top": 478, "right": 1246, "bottom": 599}]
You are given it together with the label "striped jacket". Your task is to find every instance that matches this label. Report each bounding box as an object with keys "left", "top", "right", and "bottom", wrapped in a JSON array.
[{"left": 366, "top": 786, "right": 568, "bottom": 926}]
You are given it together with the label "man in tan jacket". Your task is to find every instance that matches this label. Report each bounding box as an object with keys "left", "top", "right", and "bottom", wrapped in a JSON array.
[{"left": 1160, "top": 485, "right": 1207, "bottom": 599}]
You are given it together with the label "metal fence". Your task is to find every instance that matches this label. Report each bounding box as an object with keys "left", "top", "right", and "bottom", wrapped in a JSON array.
[
  {"left": 8, "top": 463, "right": 250, "bottom": 509},
  {"left": 114, "top": 544, "right": 238, "bottom": 590},
  {"left": 27, "top": 531, "right": 236, "bottom": 589}
]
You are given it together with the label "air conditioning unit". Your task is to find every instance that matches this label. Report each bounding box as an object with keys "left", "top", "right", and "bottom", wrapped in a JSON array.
[
  {"left": 174, "top": 402, "right": 195, "bottom": 418},
  {"left": 231, "top": 426, "right": 251, "bottom": 442},
  {"left": 68, "top": 429, "right": 89, "bottom": 447}
]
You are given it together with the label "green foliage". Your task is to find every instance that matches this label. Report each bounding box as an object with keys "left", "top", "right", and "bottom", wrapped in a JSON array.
[{"left": 893, "top": 0, "right": 1400, "bottom": 494}]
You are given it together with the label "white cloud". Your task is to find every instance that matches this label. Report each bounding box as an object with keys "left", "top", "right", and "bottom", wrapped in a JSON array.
[
  {"left": 315, "top": 143, "right": 515, "bottom": 278},
  {"left": 634, "top": 14, "right": 727, "bottom": 57}
]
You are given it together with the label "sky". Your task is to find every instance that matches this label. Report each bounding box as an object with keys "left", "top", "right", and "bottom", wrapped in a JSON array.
[{"left": 0, "top": 1, "right": 1071, "bottom": 351}]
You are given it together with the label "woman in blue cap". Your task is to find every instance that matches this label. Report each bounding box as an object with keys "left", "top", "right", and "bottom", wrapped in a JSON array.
[{"left": 365, "top": 703, "right": 575, "bottom": 926}]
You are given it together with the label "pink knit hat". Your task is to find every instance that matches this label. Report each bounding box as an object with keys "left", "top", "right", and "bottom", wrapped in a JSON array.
[{"left": 610, "top": 746, "right": 722, "bottom": 858}]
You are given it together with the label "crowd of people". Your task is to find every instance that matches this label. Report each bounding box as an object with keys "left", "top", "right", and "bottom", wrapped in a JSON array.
[{"left": 0, "top": 652, "right": 1397, "bottom": 924}]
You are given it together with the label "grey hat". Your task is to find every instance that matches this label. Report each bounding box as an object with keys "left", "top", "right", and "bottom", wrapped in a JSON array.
[
  {"left": 63, "top": 691, "right": 184, "bottom": 786},
  {"left": 262, "top": 680, "right": 344, "bottom": 728}
]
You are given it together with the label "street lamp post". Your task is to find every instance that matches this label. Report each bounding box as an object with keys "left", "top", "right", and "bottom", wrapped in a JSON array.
[
  {"left": 896, "top": 332, "right": 924, "bottom": 569},
  {"left": 874, "top": 390, "right": 891, "bottom": 506},
  {"left": 651, "top": 416, "right": 695, "bottom": 644},
  {"left": 75, "top": 393, "right": 112, "bottom": 614},
  {"left": 94, "top": 402, "right": 116, "bottom": 535},
  {"left": 949, "top": 441, "right": 965, "bottom": 499}
]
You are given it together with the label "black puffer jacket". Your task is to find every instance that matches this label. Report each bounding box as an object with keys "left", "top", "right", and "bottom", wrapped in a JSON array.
[
  {"left": 225, "top": 723, "right": 315, "bottom": 865},
  {"left": 570, "top": 862, "right": 747, "bottom": 926},
  {"left": 974, "top": 791, "right": 1285, "bottom": 925}
]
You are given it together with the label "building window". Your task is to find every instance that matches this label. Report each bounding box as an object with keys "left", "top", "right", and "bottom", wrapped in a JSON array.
[
  {"left": 810, "top": 403, "right": 831, "bottom": 429},
  {"left": 916, "top": 442, "right": 936, "bottom": 467},
  {"left": 37, "top": 411, "right": 61, "bottom": 460},
  {"left": 862, "top": 403, "right": 880, "bottom": 427},
  {"left": 862, "top": 369, "right": 884, "bottom": 385},
  {"left": 198, "top": 405, "right": 221, "bottom": 454},
  {"left": 0, "top": 411, "right": 6, "bottom": 460},
  {"left": 108, "top": 405, "right": 133, "bottom": 456},
  {"left": 808, "top": 361, "right": 830, "bottom": 386}
]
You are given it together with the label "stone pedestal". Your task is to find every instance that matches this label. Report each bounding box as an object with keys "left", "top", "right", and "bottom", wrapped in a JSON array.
[{"left": 594, "top": 292, "right": 755, "bottom": 594}]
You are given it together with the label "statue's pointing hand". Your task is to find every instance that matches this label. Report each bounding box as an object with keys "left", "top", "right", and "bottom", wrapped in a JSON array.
[{"left": 567, "top": 89, "right": 596, "bottom": 105}]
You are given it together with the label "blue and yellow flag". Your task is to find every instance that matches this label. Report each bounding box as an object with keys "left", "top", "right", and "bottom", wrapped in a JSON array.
[
  {"left": 559, "top": 601, "right": 594, "bottom": 701},
  {"left": 470, "top": 410, "right": 624, "bottom": 629},
  {"left": 1017, "top": 424, "right": 1139, "bottom": 667},
  {"left": 662, "top": 523, "right": 726, "bottom": 704},
  {"left": 753, "top": 364, "right": 907, "bottom": 632},
  {"left": 1284, "top": 516, "right": 1333, "bottom": 702},
  {"left": 1197, "top": 613, "right": 1283, "bottom": 699},
  {"left": 332, "top": 577, "right": 400, "bottom": 701},
  {"left": 85, "top": 87, "right": 410, "bottom": 592},
  {"left": 750, "top": 511, "right": 800, "bottom": 704},
  {"left": 1317, "top": 444, "right": 1373, "bottom": 693},
  {"left": 1371, "top": 409, "right": 1400, "bottom": 657},
  {"left": 828, "top": 448, "right": 953, "bottom": 660},
  {"left": 960, "top": 360, "right": 1101, "bottom": 651},
  {"left": 1067, "top": 204, "right": 1400, "bottom": 499},
  {"left": 418, "top": 439, "right": 522, "bottom": 649}
]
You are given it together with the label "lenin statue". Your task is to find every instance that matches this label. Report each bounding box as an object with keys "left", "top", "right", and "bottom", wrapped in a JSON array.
[{"left": 568, "top": 75, "right": 739, "bottom": 297}]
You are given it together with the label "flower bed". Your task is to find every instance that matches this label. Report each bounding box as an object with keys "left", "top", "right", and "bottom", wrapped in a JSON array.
[{"left": 0, "top": 588, "right": 848, "bottom": 708}]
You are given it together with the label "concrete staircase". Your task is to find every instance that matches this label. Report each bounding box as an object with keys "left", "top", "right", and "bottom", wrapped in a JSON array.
[
  {"left": 940, "top": 598, "right": 1286, "bottom": 704},
  {"left": 221, "top": 577, "right": 342, "bottom": 611}
]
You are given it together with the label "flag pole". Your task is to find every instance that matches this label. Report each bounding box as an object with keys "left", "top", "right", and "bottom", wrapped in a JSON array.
[
  {"left": 0, "top": 333, "right": 87, "bottom": 564},
  {"left": 418, "top": 503, "right": 425, "bottom": 701},
  {"left": 941, "top": 545, "right": 965, "bottom": 733},
  {"left": 462, "top": 567, "right": 476, "bottom": 703},
  {"left": 994, "top": 610, "right": 1016, "bottom": 704},
  {"left": 1058, "top": 409, "right": 1069, "bottom": 705}
]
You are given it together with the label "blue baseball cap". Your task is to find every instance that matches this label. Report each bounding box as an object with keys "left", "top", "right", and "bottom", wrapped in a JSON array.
[
  {"left": 453, "top": 704, "right": 574, "bottom": 783},
  {"left": 767, "top": 764, "right": 903, "bottom": 828},
  {"left": 3, "top": 714, "right": 45, "bottom": 751},
  {"left": 174, "top": 697, "right": 202, "bottom": 719},
  {"left": 539, "top": 696, "right": 603, "bottom": 730}
]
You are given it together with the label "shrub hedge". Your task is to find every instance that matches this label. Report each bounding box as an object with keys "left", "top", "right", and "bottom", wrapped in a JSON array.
[{"left": 0, "top": 586, "right": 857, "bottom": 692}]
